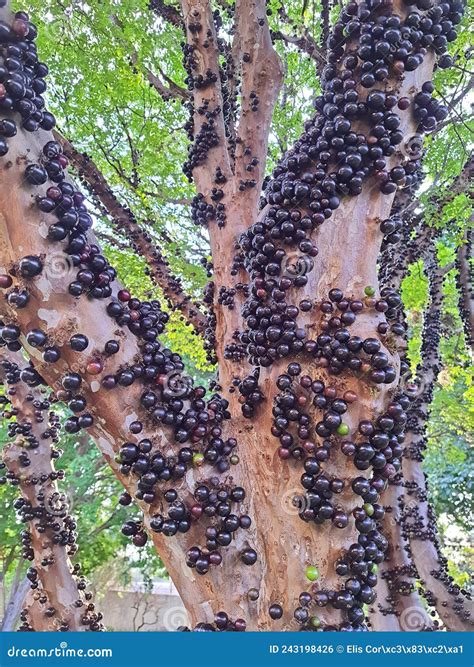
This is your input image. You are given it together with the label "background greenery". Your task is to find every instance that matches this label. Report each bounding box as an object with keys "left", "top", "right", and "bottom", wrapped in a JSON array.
[{"left": 0, "top": 0, "right": 472, "bottom": 615}]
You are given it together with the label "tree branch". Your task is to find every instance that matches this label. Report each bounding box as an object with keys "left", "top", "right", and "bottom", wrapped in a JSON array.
[
  {"left": 149, "top": 0, "right": 183, "bottom": 27},
  {"left": 180, "top": 0, "right": 232, "bottom": 186},
  {"left": 456, "top": 226, "right": 473, "bottom": 347},
  {"left": 131, "top": 54, "right": 191, "bottom": 102},
  {"left": 271, "top": 29, "right": 326, "bottom": 72},
  {"left": 371, "top": 225, "right": 435, "bottom": 631},
  {"left": 55, "top": 131, "right": 208, "bottom": 333},
  {"left": 399, "top": 245, "right": 474, "bottom": 630},
  {"left": 0, "top": 349, "right": 102, "bottom": 631},
  {"left": 232, "top": 0, "right": 284, "bottom": 214},
  {"left": 0, "top": 9, "right": 238, "bottom": 621},
  {"left": 376, "top": 226, "right": 474, "bottom": 631}
]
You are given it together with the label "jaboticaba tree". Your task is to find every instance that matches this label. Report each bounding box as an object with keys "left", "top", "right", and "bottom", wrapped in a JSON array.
[{"left": 0, "top": 0, "right": 472, "bottom": 632}]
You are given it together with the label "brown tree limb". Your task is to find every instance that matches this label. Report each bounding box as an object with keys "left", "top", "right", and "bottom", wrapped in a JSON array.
[
  {"left": 232, "top": 0, "right": 284, "bottom": 211},
  {"left": 456, "top": 226, "right": 473, "bottom": 347},
  {"left": 0, "top": 96, "right": 231, "bottom": 628},
  {"left": 375, "top": 226, "right": 474, "bottom": 631},
  {"left": 321, "top": 0, "right": 331, "bottom": 70},
  {"left": 179, "top": 0, "right": 251, "bottom": 375},
  {"left": 133, "top": 56, "right": 191, "bottom": 102},
  {"left": 55, "top": 131, "right": 208, "bottom": 334},
  {"left": 399, "top": 245, "right": 473, "bottom": 631},
  {"left": 149, "top": 0, "right": 183, "bottom": 27},
  {"left": 372, "top": 226, "right": 437, "bottom": 630},
  {"left": 180, "top": 0, "right": 232, "bottom": 185},
  {"left": 217, "top": 0, "right": 284, "bottom": 354},
  {"left": 376, "top": 157, "right": 473, "bottom": 631},
  {"left": 0, "top": 349, "right": 101, "bottom": 631},
  {"left": 180, "top": 0, "right": 283, "bottom": 376}
]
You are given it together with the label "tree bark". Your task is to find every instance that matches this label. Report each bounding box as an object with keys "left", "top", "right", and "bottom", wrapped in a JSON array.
[
  {"left": 374, "top": 229, "right": 473, "bottom": 631},
  {"left": 370, "top": 223, "right": 430, "bottom": 631},
  {"left": 399, "top": 243, "right": 473, "bottom": 630}
]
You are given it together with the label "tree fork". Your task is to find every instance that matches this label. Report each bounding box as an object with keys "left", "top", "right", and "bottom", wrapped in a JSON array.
[{"left": 180, "top": 0, "right": 283, "bottom": 378}]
